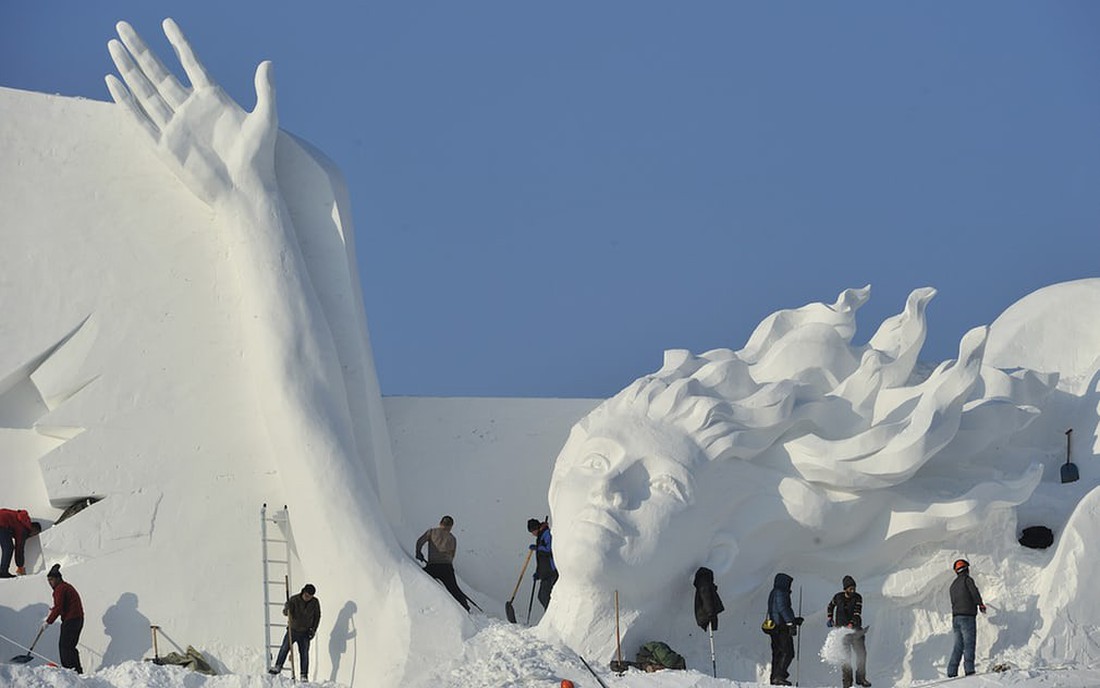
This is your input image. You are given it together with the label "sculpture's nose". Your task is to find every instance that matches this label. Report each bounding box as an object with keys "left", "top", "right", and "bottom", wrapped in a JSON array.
[{"left": 593, "top": 473, "right": 626, "bottom": 509}]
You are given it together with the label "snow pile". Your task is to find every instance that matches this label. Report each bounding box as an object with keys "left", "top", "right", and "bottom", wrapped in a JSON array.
[{"left": 820, "top": 627, "right": 861, "bottom": 668}]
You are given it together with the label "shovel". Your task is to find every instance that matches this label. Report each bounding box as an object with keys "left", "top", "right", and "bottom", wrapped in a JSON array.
[
  {"left": 1061, "top": 428, "right": 1079, "bottom": 484},
  {"left": 505, "top": 549, "right": 533, "bottom": 623},
  {"left": 10, "top": 623, "right": 46, "bottom": 664}
]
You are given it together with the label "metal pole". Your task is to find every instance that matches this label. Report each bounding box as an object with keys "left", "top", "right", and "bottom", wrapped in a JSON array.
[
  {"left": 709, "top": 626, "right": 717, "bottom": 677},
  {"left": 796, "top": 585, "right": 803, "bottom": 686}
]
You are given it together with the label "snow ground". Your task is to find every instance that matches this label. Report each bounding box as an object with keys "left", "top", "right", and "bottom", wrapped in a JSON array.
[{"left": 4, "top": 617, "right": 1100, "bottom": 688}]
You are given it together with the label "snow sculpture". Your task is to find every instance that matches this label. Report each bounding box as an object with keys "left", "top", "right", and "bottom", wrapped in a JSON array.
[
  {"left": 104, "top": 19, "right": 470, "bottom": 685},
  {"left": 542, "top": 286, "right": 1053, "bottom": 661}
]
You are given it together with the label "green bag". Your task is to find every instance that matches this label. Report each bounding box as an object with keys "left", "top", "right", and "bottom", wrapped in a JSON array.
[{"left": 636, "top": 641, "right": 687, "bottom": 670}]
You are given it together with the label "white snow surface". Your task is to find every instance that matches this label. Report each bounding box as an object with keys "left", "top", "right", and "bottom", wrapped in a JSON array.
[{"left": 3, "top": 17, "right": 1100, "bottom": 688}]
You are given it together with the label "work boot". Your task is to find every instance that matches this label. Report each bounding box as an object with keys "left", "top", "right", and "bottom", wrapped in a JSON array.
[{"left": 857, "top": 681, "right": 872, "bottom": 687}]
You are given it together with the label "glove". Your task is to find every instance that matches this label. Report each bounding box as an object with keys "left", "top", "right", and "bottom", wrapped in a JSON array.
[
  {"left": 827, "top": 619, "right": 834, "bottom": 628},
  {"left": 415, "top": 551, "right": 425, "bottom": 562},
  {"left": 979, "top": 604, "right": 987, "bottom": 614},
  {"left": 528, "top": 544, "right": 537, "bottom": 551},
  {"left": 309, "top": 630, "right": 315, "bottom": 639},
  {"left": 790, "top": 624, "right": 798, "bottom": 637},
  {"left": 43, "top": 616, "right": 52, "bottom": 626},
  {"left": 15, "top": 566, "right": 25, "bottom": 575},
  {"left": 794, "top": 616, "right": 805, "bottom": 626},
  {"left": 532, "top": 572, "right": 540, "bottom": 581}
]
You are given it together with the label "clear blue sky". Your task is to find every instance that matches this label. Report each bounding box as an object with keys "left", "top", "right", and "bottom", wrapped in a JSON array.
[{"left": 4, "top": 3, "right": 1099, "bottom": 397}]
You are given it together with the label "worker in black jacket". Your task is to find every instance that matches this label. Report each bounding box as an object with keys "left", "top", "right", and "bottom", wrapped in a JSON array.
[
  {"left": 827, "top": 575, "right": 870, "bottom": 688},
  {"left": 947, "top": 559, "right": 986, "bottom": 678}
]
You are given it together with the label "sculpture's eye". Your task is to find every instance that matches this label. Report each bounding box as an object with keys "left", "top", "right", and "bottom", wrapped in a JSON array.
[
  {"left": 581, "top": 453, "right": 610, "bottom": 472},
  {"left": 651, "top": 474, "right": 689, "bottom": 503}
]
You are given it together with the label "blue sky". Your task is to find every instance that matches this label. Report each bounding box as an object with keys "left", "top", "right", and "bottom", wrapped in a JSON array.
[{"left": 3, "top": 3, "right": 1099, "bottom": 397}]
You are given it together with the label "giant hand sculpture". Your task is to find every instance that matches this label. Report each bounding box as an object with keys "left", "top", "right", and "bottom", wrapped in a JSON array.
[
  {"left": 105, "top": 19, "right": 470, "bottom": 686},
  {"left": 106, "top": 19, "right": 277, "bottom": 206}
]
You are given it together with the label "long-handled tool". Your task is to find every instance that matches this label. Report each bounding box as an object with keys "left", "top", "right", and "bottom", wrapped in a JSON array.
[
  {"left": 10, "top": 623, "right": 46, "bottom": 664},
  {"left": 613, "top": 590, "right": 624, "bottom": 674},
  {"left": 708, "top": 626, "right": 717, "bottom": 678},
  {"left": 579, "top": 655, "right": 611, "bottom": 688},
  {"left": 1061, "top": 428, "right": 1079, "bottom": 484},
  {"left": 147, "top": 624, "right": 162, "bottom": 664},
  {"left": 525, "top": 575, "right": 538, "bottom": 625},
  {"left": 795, "top": 585, "right": 803, "bottom": 686},
  {"left": 505, "top": 549, "right": 533, "bottom": 623},
  {"left": 285, "top": 575, "right": 297, "bottom": 681}
]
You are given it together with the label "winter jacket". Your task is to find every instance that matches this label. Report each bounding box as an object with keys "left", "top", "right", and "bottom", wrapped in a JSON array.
[
  {"left": 0, "top": 509, "right": 34, "bottom": 568},
  {"left": 416, "top": 527, "right": 457, "bottom": 564},
  {"left": 767, "top": 573, "right": 796, "bottom": 625},
  {"left": 827, "top": 591, "right": 863, "bottom": 628},
  {"left": 47, "top": 581, "right": 84, "bottom": 623},
  {"left": 284, "top": 592, "right": 321, "bottom": 634},
  {"left": 693, "top": 566, "right": 725, "bottom": 631},
  {"left": 950, "top": 571, "right": 984, "bottom": 616},
  {"left": 532, "top": 524, "right": 556, "bottom": 576}
]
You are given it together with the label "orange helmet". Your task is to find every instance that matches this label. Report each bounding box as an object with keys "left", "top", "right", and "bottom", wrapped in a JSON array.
[
  {"left": 561, "top": 681, "right": 576, "bottom": 688},
  {"left": 953, "top": 559, "right": 969, "bottom": 573}
]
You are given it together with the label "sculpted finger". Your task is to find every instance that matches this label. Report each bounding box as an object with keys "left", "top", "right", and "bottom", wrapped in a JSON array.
[
  {"left": 105, "top": 74, "right": 160, "bottom": 142},
  {"left": 108, "top": 37, "right": 174, "bottom": 129},
  {"left": 253, "top": 61, "right": 278, "bottom": 129},
  {"left": 162, "top": 17, "right": 214, "bottom": 90},
  {"left": 116, "top": 21, "right": 189, "bottom": 109}
]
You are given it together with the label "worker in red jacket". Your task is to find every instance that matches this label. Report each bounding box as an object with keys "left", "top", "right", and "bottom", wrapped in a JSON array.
[
  {"left": 0, "top": 508, "right": 41, "bottom": 577},
  {"left": 45, "top": 564, "right": 84, "bottom": 673}
]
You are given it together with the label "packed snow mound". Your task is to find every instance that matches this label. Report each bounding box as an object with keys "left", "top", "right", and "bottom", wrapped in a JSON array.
[{"left": 986, "top": 278, "right": 1100, "bottom": 387}]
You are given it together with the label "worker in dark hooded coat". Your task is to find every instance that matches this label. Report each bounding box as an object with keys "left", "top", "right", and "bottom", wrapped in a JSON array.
[{"left": 766, "top": 572, "right": 803, "bottom": 686}]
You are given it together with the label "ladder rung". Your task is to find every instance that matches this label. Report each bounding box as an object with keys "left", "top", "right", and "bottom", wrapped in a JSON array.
[{"left": 265, "top": 559, "right": 290, "bottom": 565}]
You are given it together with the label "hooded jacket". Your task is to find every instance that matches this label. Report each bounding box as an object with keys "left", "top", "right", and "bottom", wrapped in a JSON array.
[
  {"left": 693, "top": 567, "right": 725, "bottom": 631},
  {"left": 767, "top": 573, "right": 796, "bottom": 625}
]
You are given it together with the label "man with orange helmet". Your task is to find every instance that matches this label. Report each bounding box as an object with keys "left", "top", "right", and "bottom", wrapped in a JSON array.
[{"left": 947, "top": 558, "right": 986, "bottom": 678}]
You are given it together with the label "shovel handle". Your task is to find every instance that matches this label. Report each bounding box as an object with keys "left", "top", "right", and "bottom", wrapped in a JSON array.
[
  {"left": 1066, "top": 428, "right": 1073, "bottom": 464},
  {"left": 508, "top": 549, "right": 534, "bottom": 603}
]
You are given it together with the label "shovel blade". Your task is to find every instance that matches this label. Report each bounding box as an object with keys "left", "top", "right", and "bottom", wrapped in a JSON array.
[
  {"left": 505, "top": 601, "right": 517, "bottom": 624},
  {"left": 10, "top": 654, "right": 33, "bottom": 664},
  {"left": 1062, "top": 462, "right": 1080, "bottom": 484}
]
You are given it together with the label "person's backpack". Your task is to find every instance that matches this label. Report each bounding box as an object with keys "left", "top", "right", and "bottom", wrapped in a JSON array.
[{"left": 635, "top": 641, "right": 686, "bottom": 671}]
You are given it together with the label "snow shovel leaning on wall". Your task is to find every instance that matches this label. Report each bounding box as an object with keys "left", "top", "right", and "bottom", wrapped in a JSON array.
[
  {"left": 9, "top": 623, "right": 46, "bottom": 664},
  {"left": 1061, "top": 428, "right": 1078, "bottom": 484},
  {"left": 505, "top": 549, "right": 534, "bottom": 623}
]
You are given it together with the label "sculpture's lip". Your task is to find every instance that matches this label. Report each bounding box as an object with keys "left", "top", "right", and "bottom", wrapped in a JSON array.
[{"left": 576, "top": 508, "right": 626, "bottom": 537}]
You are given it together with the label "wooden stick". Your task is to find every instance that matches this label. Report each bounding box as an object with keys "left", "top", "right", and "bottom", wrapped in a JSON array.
[{"left": 615, "top": 590, "right": 622, "bottom": 666}]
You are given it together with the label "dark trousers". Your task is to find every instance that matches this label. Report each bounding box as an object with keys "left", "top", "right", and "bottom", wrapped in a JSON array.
[
  {"left": 0, "top": 527, "right": 14, "bottom": 575},
  {"left": 424, "top": 562, "right": 470, "bottom": 611},
  {"left": 769, "top": 625, "right": 794, "bottom": 683},
  {"left": 841, "top": 632, "right": 868, "bottom": 687},
  {"left": 275, "top": 629, "right": 311, "bottom": 678},
  {"left": 536, "top": 569, "right": 558, "bottom": 609},
  {"left": 59, "top": 617, "right": 83, "bottom": 674},
  {"left": 948, "top": 615, "right": 977, "bottom": 677}
]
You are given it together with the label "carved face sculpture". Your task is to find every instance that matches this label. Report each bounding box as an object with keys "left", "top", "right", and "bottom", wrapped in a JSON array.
[{"left": 548, "top": 414, "right": 715, "bottom": 589}]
